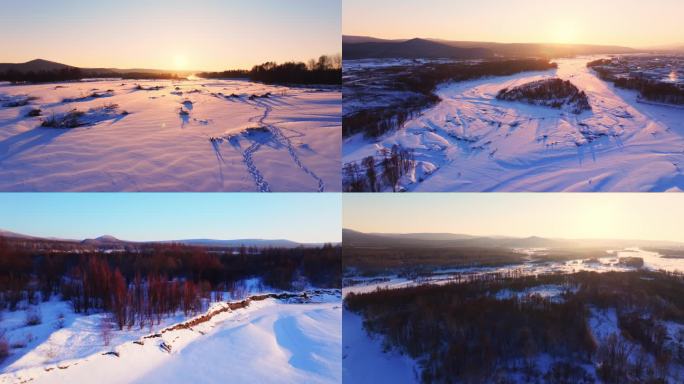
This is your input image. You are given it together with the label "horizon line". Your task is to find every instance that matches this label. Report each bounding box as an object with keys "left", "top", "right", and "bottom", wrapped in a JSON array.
[
  {"left": 1, "top": 53, "right": 343, "bottom": 74},
  {"left": 343, "top": 228, "right": 683, "bottom": 244},
  {"left": 1, "top": 227, "right": 340, "bottom": 245},
  {"left": 343, "top": 34, "right": 684, "bottom": 50}
]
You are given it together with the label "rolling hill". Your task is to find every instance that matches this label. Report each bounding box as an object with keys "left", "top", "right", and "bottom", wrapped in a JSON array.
[
  {"left": 342, "top": 229, "right": 683, "bottom": 249},
  {"left": 343, "top": 35, "right": 636, "bottom": 60},
  {"left": 343, "top": 38, "right": 494, "bottom": 59},
  {"left": 0, "top": 59, "right": 75, "bottom": 73},
  {"left": 0, "top": 59, "right": 195, "bottom": 76},
  {"left": 0, "top": 229, "right": 321, "bottom": 249}
]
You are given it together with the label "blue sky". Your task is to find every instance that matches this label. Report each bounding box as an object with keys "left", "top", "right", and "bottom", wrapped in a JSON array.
[
  {"left": 0, "top": 0, "right": 341, "bottom": 70},
  {"left": 0, "top": 193, "right": 341, "bottom": 243}
]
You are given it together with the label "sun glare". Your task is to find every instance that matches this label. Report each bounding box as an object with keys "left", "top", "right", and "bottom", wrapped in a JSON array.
[
  {"left": 550, "top": 21, "right": 579, "bottom": 44},
  {"left": 173, "top": 54, "right": 188, "bottom": 70}
]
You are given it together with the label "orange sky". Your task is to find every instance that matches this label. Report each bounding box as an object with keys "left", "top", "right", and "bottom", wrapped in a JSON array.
[
  {"left": 0, "top": 0, "right": 341, "bottom": 71},
  {"left": 344, "top": 0, "right": 683, "bottom": 48},
  {"left": 344, "top": 194, "right": 684, "bottom": 242}
]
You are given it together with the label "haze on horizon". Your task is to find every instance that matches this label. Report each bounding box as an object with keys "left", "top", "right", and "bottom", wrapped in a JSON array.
[
  {"left": 0, "top": 0, "right": 341, "bottom": 71},
  {"left": 344, "top": 194, "right": 684, "bottom": 243},
  {"left": 0, "top": 194, "right": 341, "bottom": 244},
  {"left": 344, "top": 0, "right": 683, "bottom": 48}
]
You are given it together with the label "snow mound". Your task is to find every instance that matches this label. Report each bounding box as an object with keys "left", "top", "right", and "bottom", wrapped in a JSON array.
[{"left": 0, "top": 291, "right": 341, "bottom": 384}]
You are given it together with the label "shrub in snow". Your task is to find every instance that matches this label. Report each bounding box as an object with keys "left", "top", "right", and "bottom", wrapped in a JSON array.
[
  {"left": 26, "top": 108, "right": 41, "bottom": 117},
  {"left": 25, "top": 307, "right": 42, "bottom": 326},
  {"left": 41, "top": 109, "right": 85, "bottom": 128},
  {"left": 0, "top": 334, "right": 8, "bottom": 362},
  {"left": 134, "top": 84, "right": 165, "bottom": 91},
  {"left": 62, "top": 90, "right": 114, "bottom": 103},
  {"left": 42, "top": 105, "right": 124, "bottom": 129},
  {"left": 160, "top": 341, "right": 172, "bottom": 353},
  {"left": 100, "top": 315, "right": 114, "bottom": 346},
  {"left": 55, "top": 313, "right": 65, "bottom": 329}
]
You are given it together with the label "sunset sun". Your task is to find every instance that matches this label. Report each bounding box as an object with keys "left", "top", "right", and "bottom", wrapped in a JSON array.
[
  {"left": 173, "top": 54, "right": 188, "bottom": 70},
  {"left": 550, "top": 20, "right": 579, "bottom": 44}
]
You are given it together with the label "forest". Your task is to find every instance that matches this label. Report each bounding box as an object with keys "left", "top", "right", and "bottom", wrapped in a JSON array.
[
  {"left": 196, "top": 54, "right": 342, "bottom": 85},
  {"left": 343, "top": 144, "right": 415, "bottom": 192},
  {"left": 343, "top": 59, "right": 557, "bottom": 138},
  {"left": 496, "top": 78, "right": 591, "bottom": 114},
  {"left": 587, "top": 59, "right": 684, "bottom": 105},
  {"left": 0, "top": 68, "right": 183, "bottom": 83},
  {"left": 343, "top": 245, "right": 524, "bottom": 277},
  {"left": 346, "top": 270, "right": 684, "bottom": 383},
  {"left": 0, "top": 236, "right": 340, "bottom": 331}
]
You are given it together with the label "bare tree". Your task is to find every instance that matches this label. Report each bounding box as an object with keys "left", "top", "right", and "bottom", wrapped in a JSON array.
[
  {"left": 100, "top": 315, "right": 114, "bottom": 347},
  {"left": 362, "top": 156, "right": 377, "bottom": 192}
]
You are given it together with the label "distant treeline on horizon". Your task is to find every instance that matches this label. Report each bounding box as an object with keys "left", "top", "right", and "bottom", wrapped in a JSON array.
[
  {"left": 0, "top": 55, "right": 342, "bottom": 85},
  {"left": 196, "top": 54, "right": 342, "bottom": 85},
  {"left": 0, "top": 67, "right": 183, "bottom": 83}
]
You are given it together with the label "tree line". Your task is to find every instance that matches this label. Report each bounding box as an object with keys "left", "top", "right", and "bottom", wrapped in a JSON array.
[
  {"left": 588, "top": 59, "right": 684, "bottom": 105},
  {"left": 0, "top": 237, "right": 340, "bottom": 329},
  {"left": 0, "top": 68, "right": 183, "bottom": 83},
  {"left": 196, "top": 54, "right": 341, "bottom": 85}
]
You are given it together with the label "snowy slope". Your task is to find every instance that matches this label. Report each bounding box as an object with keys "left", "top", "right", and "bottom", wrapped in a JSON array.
[
  {"left": 0, "top": 79, "right": 341, "bottom": 191},
  {"left": 0, "top": 291, "right": 341, "bottom": 384},
  {"left": 343, "top": 310, "right": 418, "bottom": 384},
  {"left": 343, "top": 56, "right": 684, "bottom": 191}
]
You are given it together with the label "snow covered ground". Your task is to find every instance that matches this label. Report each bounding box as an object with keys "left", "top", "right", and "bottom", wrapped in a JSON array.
[
  {"left": 343, "top": 56, "right": 684, "bottom": 191},
  {"left": 342, "top": 310, "right": 418, "bottom": 384},
  {"left": 0, "top": 79, "right": 341, "bottom": 191},
  {"left": 0, "top": 291, "right": 341, "bottom": 384}
]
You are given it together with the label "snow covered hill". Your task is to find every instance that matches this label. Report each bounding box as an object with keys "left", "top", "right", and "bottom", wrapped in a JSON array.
[
  {"left": 0, "top": 290, "right": 341, "bottom": 384},
  {"left": 0, "top": 79, "right": 341, "bottom": 191}
]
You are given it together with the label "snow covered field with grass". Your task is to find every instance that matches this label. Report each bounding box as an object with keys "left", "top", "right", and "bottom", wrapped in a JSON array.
[
  {"left": 343, "top": 56, "right": 684, "bottom": 191},
  {"left": 0, "top": 290, "right": 341, "bottom": 384},
  {"left": 0, "top": 79, "right": 340, "bottom": 191}
]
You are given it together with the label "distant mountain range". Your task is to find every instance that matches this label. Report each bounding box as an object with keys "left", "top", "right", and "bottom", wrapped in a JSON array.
[
  {"left": 1, "top": 229, "right": 324, "bottom": 248},
  {"left": 0, "top": 58, "right": 194, "bottom": 75},
  {"left": 344, "top": 38, "right": 494, "bottom": 60},
  {"left": 343, "top": 35, "right": 637, "bottom": 60},
  {"left": 342, "top": 229, "right": 683, "bottom": 249}
]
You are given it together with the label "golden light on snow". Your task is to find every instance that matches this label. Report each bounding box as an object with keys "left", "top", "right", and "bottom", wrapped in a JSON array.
[{"left": 669, "top": 71, "right": 678, "bottom": 82}]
